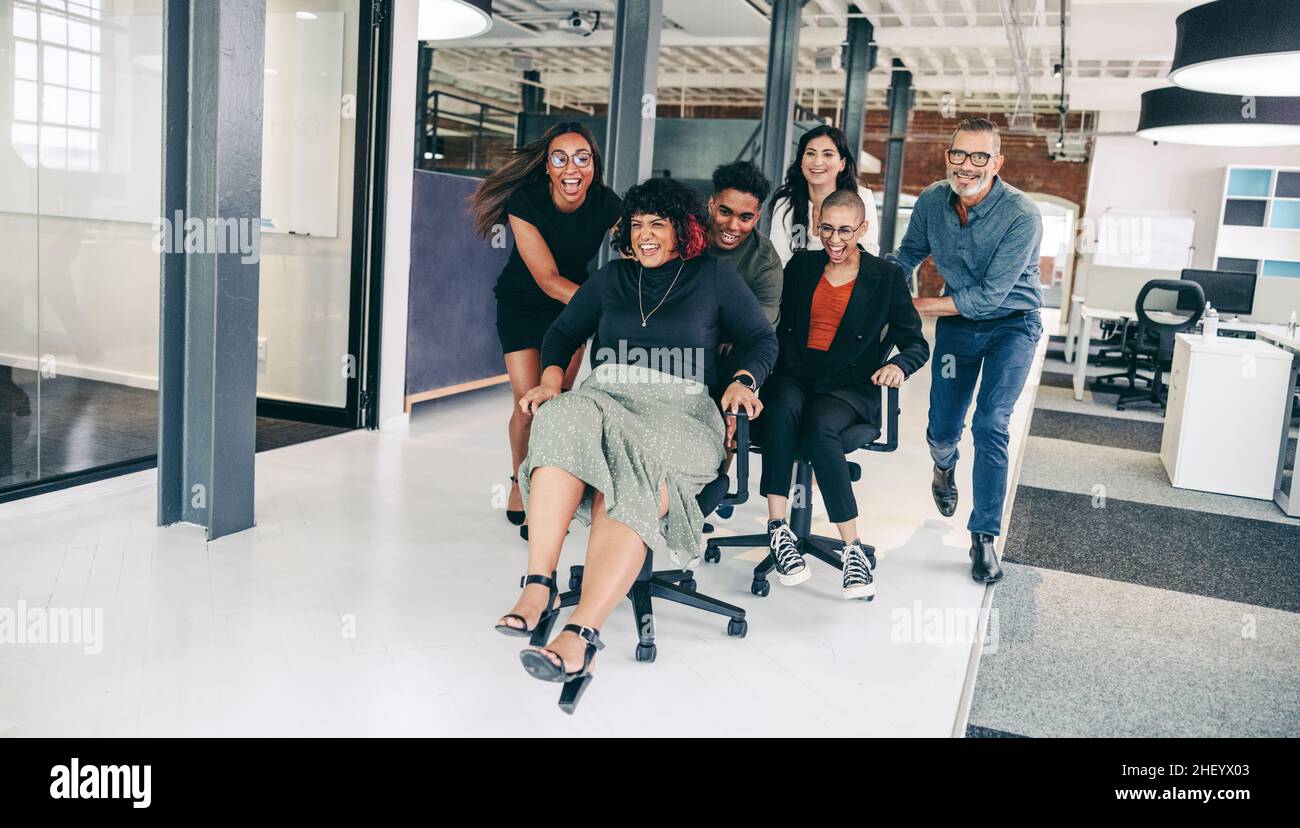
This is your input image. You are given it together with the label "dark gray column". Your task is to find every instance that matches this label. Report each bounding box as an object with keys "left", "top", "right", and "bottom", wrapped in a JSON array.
[
  {"left": 158, "top": 0, "right": 265, "bottom": 540},
  {"left": 878, "top": 58, "right": 913, "bottom": 256},
  {"left": 521, "top": 69, "right": 544, "bottom": 114},
  {"left": 758, "top": 0, "right": 805, "bottom": 234},
  {"left": 518, "top": 68, "right": 543, "bottom": 148},
  {"left": 605, "top": 0, "right": 662, "bottom": 198},
  {"left": 416, "top": 42, "right": 435, "bottom": 168},
  {"left": 841, "top": 5, "right": 875, "bottom": 165},
  {"left": 601, "top": 0, "right": 661, "bottom": 269}
]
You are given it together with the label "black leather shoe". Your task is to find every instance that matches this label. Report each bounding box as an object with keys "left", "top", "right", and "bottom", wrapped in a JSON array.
[
  {"left": 969, "top": 533, "right": 1003, "bottom": 583},
  {"left": 932, "top": 464, "right": 958, "bottom": 517}
]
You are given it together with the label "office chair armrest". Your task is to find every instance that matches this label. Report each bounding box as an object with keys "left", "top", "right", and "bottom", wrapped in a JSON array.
[
  {"left": 724, "top": 410, "right": 750, "bottom": 505},
  {"left": 866, "top": 385, "right": 900, "bottom": 453}
]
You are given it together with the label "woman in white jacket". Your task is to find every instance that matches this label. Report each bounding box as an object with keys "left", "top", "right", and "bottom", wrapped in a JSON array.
[{"left": 769, "top": 124, "right": 880, "bottom": 263}]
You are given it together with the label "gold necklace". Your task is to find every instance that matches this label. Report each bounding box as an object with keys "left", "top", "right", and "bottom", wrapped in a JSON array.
[{"left": 638, "top": 258, "right": 687, "bottom": 328}]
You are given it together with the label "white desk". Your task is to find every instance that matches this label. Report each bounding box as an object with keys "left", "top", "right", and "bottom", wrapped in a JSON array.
[
  {"left": 1251, "top": 325, "right": 1300, "bottom": 517},
  {"left": 1161, "top": 334, "right": 1294, "bottom": 500},
  {"left": 1067, "top": 304, "right": 1135, "bottom": 400},
  {"left": 1066, "top": 303, "right": 1262, "bottom": 401}
]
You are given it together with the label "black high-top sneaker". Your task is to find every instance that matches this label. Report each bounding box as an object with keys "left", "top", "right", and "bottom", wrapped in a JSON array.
[
  {"left": 767, "top": 519, "right": 809, "bottom": 586},
  {"left": 840, "top": 540, "right": 876, "bottom": 600}
]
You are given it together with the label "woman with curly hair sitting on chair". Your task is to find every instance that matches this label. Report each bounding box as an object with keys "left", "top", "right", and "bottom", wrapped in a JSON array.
[{"left": 493, "top": 177, "right": 778, "bottom": 713}]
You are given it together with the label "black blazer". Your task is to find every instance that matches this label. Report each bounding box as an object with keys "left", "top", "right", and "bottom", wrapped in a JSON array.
[{"left": 770, "top": 249, "right": 930, "bottom": 428}]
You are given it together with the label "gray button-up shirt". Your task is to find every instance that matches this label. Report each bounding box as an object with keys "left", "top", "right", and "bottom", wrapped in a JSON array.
[{"left": 888, "top": 176, "right": 1043, "bottom": 320}]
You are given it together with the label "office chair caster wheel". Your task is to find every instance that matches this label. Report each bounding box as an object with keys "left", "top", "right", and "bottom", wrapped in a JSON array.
[
  {"left": 727, "top": 618, "right": 747, "bottom": 638},
  {"left": 702, "top": 522, "right": 714, "bottom": 535},
  {"left": 750, "top": 579, "right": 770, "bottom": 598},
  {"left": 715, "top": 504, "right": 734, "bottom": 519},
  {"left": 679, "top": 577, "right": 697, "bottom": 593},
  {"left": 704, "top": 545, "right": 721, "bottom": 564},
  {"left": 635, "top": 643, "right": 657, "bottom": 663},
  {"left": 568, "top": 565, "right": 584, "bottom": 592}
]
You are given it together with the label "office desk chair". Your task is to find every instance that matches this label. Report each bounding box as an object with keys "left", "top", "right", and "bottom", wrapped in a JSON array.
[
  {"left": 561, "top": 413, "right": 752, "bottom": 663},
  {"left": 702, "top": 385, "right": 900, "bottom": 598},
  {"left": 1094, "top": 279, "right": 1204, "bottom": 412}
]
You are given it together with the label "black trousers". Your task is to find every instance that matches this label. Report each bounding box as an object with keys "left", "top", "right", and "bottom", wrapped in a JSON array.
[{"left": 758, "top": 373, "right": 860, "bottom": 524}]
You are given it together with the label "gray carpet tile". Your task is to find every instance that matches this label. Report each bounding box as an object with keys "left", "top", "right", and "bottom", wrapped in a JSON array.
[
  {"left": 1017, "top": 435, "right": 1300, "bottom": 527},
  {"left": 964, "top": 724, "right": 1027, "bottom": 738},
  {"left": 1032, "top": 384, "right": 1166, "bottom": 424},
  {"left": 967, "top": 562, "right": 1300, "bottom": 737},
  {"left": 1003, "top": 485, "right": 1300, "bottom": 613},
  {"left": 1028, "top": 408, "right": 1164, "bottom": 453},
  {"left": 1038, "top": 370, "right": 1076, "bottom": 390},
  {"left": 255, "top": 417, "right": 349, "bottom": 452}
]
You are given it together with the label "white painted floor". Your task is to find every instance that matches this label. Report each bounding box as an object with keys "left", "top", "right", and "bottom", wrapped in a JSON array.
[{"left": 0, "top": 317, "right": 1048, "bottom": 737}]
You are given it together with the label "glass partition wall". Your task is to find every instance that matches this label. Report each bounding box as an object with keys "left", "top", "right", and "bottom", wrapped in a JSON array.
[
  {"left": 0, "top": 0, "right": 384, "bottom": 501},
  {"left": 1, "top": 0, "right": 161, "bottom": 497},
  {"left": 257, "top": 0, "right": 365, "bottom": 418}
]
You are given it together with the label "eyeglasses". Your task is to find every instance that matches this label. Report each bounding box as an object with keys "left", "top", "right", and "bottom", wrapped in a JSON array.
[
  {"left": 816, "top": 220, "right": 865, "bottom": 241},
  {"left": 946, "top": 149, "right": 993, "bottom": 167},
  {"left": 548, "top": 150, "right": 593, "bottom": 168}
]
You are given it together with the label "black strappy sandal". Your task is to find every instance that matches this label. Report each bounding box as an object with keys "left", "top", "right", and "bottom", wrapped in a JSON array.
[
  {"left": 519, "top": 624, "right": 605, "bottom": 715},
  {"left": 494, "top": 572, "right": 560, "bottom": 646},
  {"left": 506, "top": 475, "right": 526, "bottom": 526}
]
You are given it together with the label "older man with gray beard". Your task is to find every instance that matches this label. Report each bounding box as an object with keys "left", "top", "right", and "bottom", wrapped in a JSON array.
[{"left": 887, "top": 117, "right": 1043, "bottom": 585}]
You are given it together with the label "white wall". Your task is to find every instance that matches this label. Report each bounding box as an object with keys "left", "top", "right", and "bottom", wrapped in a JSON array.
[
  {"left": 1084, "top": 136, "right": 1300, "bottom": 323},
  {"left": 377, "top": 0, "right": 417, "bottom": 431}
]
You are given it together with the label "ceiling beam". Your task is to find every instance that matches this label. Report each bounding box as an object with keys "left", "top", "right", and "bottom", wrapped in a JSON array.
[
  {"left": 540, "top": 68, "right": 1166, "bottom": 99},
  {"left": 437, "top": 24, "right": 1064, "bottom": 51}
]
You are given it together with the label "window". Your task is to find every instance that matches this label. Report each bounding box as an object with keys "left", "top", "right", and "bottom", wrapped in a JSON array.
[{"left": 11, "top": 0, "right": 102, "bottom": 171}]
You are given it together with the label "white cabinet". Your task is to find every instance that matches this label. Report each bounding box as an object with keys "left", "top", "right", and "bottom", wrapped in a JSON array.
[{"left": 1161, "top": 334, "right": 1293, "bottom": 500}]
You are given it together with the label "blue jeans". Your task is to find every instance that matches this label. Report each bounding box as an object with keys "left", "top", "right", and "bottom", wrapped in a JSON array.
[{"left": 927, "top": 312, "right": 1041, "bottom": 536}]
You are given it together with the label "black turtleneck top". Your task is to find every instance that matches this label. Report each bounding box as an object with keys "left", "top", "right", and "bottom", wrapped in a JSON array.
[{"left": 540, "top": 255, "right": 778, "bottom": 389}]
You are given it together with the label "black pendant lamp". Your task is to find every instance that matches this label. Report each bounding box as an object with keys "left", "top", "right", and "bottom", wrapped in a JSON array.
[
  {"left": 419, "top": 0, "right": 493, "bottom": 41},
  {"left": 1169, "top": 0, "right": 1300, "bottom": 96},
  {"left": 1136, "top": 87, "right": 1300, "bottom": 146}
]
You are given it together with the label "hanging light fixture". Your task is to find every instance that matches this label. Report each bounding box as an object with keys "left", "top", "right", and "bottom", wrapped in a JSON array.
[
  {"left": 1169, "top": 0, "right": 1300, "bottom": 96},
  {"left": 418, "top": 0, "right": 493, "bottom": 41},
  {"left": 1136, "top": 87, "right": 1300, "bottom": 146}
]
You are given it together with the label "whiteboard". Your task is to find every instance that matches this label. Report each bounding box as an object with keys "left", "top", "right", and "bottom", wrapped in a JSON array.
[
  {"left": 1093, "top": 208, "right": 1196, "bottom": 271},
  {"left": 260, "top": 11, "right": 345, "bottom": 238}
]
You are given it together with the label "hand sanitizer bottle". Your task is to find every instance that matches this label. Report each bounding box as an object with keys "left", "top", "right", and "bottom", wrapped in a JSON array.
[
  {"left": 1288, "top": 310, "right": 1297, "bottom": 339},
  {"left": 1202, "top": 303, "right": 1218, "bottom": 341}
]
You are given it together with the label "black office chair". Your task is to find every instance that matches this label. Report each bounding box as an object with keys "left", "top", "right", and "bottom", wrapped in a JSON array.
[
  {"left": 702, "top": 385, "right": 900, "bottom": 598},
  {"left": 561, "top": 413, "right": 752, "bottom": 663},
  {"left": 1094, "top": 279, "right": 1204, "bottom": 411}
]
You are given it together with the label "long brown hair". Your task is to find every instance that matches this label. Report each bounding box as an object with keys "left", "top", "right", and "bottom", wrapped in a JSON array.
[{"left": 467, "top": 121, "right": 606, "bottom": 239}]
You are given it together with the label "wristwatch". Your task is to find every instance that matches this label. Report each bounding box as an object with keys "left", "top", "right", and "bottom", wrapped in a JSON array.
[{"left": 731, "top": 374, "right": 756, "bottom": 390}]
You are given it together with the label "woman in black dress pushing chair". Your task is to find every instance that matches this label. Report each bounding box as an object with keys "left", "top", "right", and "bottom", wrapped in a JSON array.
[{"left": 469, "top": 122, "right": 622, "bottom": 539}]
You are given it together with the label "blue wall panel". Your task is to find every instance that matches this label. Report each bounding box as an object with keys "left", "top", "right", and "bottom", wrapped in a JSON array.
[{"left": 406, "top": 170, "right": 509, "bottom": 399}]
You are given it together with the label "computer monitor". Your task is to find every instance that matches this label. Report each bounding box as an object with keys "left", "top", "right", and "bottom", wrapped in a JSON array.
[{"left": 1179, "top": 269, "right": 1256, "bottom": 316}]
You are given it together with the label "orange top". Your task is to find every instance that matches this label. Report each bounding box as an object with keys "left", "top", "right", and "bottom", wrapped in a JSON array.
[{"left": 807, "top": 275, "right": 856, "bottom": 351}]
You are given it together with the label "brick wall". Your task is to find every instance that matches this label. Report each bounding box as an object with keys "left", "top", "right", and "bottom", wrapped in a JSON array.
[
  {"left": 649, "top": 106, "right": 1095, "bottom": 298},
  {"left": 861, "top": 110, "right": 1092, "bottom": 297}
]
